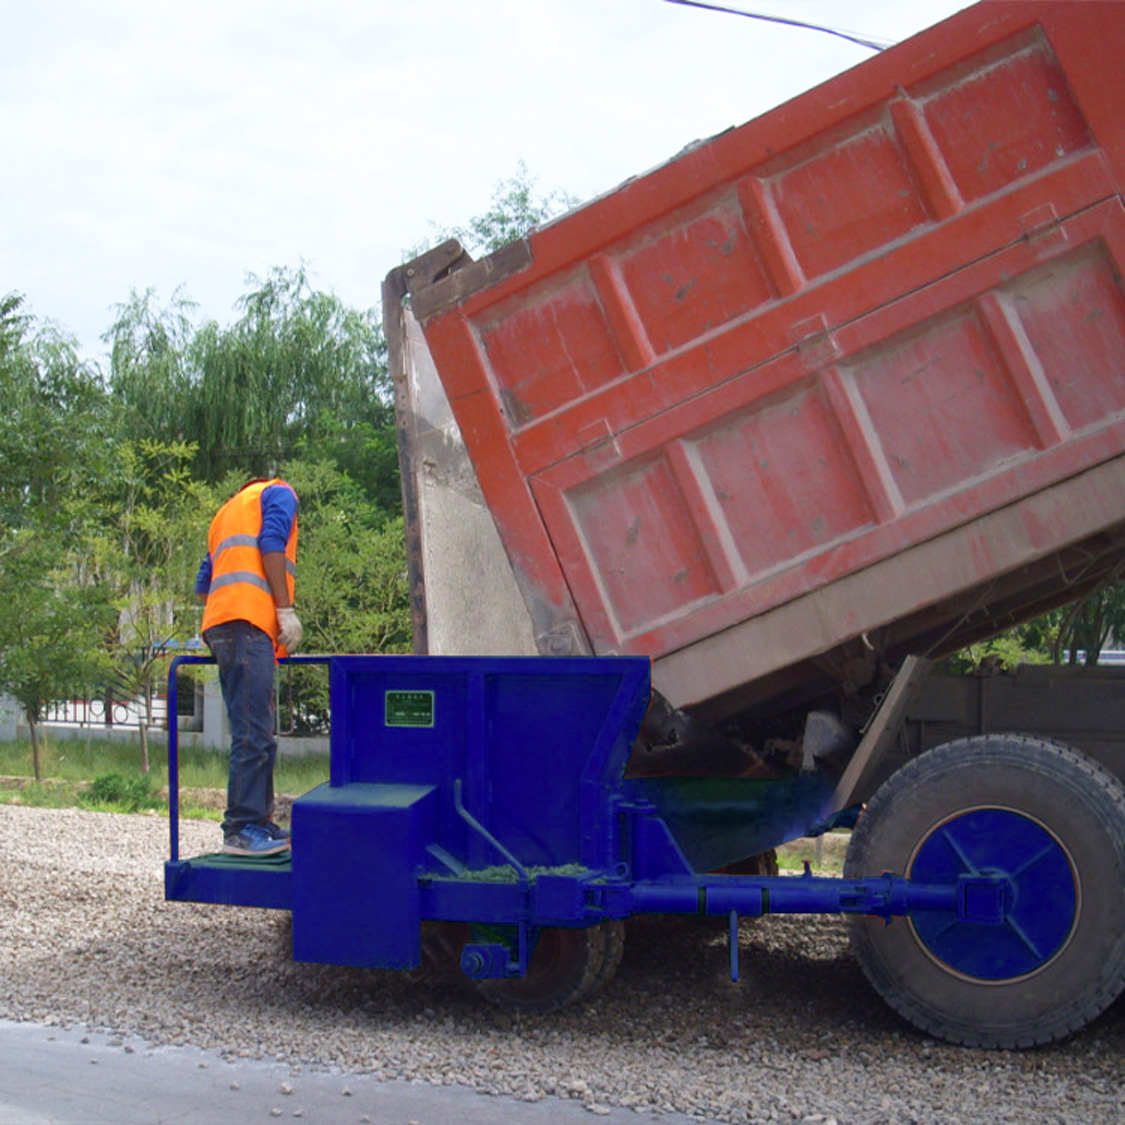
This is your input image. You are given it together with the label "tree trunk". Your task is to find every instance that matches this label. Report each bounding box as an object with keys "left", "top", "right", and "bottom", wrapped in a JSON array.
[
  {"left": 139, "top": 719, "right": 150, "bottom": 774},
  {"left": 27, "top": 713, "right": 42, "bottom": 783}
]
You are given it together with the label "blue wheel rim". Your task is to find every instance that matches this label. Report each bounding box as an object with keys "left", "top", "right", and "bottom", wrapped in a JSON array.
[{"left": 909, "top": 808, "right": 1077, "bottom": 981}]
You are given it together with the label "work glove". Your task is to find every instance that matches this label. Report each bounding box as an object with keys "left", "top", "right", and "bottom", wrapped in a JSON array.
[{"left": 276, "top": 606, "right": 303, "bottom": 654}]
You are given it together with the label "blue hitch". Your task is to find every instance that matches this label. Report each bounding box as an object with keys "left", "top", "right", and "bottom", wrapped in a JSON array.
[{"left": 460, "top": 943, "right": 513, "bottom": 980}]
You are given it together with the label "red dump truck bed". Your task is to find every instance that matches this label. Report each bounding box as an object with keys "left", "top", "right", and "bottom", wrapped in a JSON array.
[{"left": 387, "top": 0, "right": 1125, "bottom": 720}]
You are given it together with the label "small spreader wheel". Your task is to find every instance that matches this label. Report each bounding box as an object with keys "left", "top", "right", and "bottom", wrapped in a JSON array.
[
  {"left": 475, "top": 922, "right": 625, "bottom": 1014},
  {"left": 845, "top": 735, "right": 1125, "bottom": 1047}
]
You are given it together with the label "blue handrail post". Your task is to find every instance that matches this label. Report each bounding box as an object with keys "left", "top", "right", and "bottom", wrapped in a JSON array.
[{"left": 165, "top": 654, "right": 214, "bottom": 862}]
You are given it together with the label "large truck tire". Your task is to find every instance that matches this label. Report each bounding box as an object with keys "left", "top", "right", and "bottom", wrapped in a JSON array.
[{"left": 845, "top": 734, "right": 1125, "bottom": 1047}]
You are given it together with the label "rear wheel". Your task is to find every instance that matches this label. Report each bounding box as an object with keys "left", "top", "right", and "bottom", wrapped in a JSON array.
[
  {"left": 475, "top": 922, "right": 625, "bottom": 1014},
  {"left": 845, "top": 735, "right": 1125, "bottom": 1047}
]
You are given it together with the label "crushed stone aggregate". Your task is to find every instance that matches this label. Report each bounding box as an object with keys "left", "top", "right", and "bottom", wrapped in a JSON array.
[{"left": 0, "top": 805, "right": 1121, "bottom": 1122}]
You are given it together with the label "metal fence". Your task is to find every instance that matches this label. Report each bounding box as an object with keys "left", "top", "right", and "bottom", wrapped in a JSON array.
[
  {"left": 41, "top": 674, "right": 203, "bottom": 731},
  {"left": 43, "top": 695, "right": 166, "bottom": 729}
]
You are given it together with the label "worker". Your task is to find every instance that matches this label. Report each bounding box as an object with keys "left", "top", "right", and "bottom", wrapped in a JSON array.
[{"left": 195, "top": 477, "right": 302, "bottom": 856}]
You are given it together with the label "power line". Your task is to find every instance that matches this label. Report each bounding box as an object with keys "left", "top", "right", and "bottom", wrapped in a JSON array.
[{"left": 661, "top": 0, "right": 894, "bottom": 52}]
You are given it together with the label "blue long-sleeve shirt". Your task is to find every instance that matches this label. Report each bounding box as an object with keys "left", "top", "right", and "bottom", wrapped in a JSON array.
[{"left": 194, "top": 482, "right": 299, "bottom": 597}]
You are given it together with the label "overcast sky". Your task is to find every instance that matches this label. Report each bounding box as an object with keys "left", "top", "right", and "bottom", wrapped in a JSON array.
[{"left": 2, "top": 0, "right": 971, "bottom": 361}]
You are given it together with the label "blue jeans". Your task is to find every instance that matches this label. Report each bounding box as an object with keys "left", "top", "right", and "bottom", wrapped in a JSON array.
[{"left": 204, "top": 621, "right": 277, "bottom": 836}]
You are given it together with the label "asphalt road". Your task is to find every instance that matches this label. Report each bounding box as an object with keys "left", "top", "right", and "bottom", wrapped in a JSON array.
[{"left": 0, "top": 1019, "right": 699, "bottom": 1125}]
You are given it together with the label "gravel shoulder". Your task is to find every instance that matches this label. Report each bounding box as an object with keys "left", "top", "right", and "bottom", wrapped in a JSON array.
[{"left": 0, "top": 805, "right": 1122, "bottom": 1123}]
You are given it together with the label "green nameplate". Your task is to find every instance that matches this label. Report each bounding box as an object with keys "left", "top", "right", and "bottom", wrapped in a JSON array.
[{"left": 385, "top": 689, "right": 434, "bottom": 728}]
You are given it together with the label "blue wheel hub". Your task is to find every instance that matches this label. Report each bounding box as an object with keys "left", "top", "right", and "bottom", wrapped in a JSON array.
[{"left": 909, "top": 808, "right": 1077, "bottom": 981}]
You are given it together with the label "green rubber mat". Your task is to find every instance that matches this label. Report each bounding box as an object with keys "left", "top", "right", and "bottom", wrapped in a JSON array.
[{"left": 186, "top": 851, "right": 292, "bottom": 868}]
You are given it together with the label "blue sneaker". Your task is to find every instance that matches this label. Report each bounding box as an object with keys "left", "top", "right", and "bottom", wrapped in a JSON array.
[
  {"left": 262, "top": 820, "right": 290, "bottom": 842},
  {"left": 222, "top": 822, "right": 290, "bottom": 856}
]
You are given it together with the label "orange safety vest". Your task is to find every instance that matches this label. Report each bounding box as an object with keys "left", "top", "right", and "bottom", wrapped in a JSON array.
[{"left": 201, "top": 480, "right": 299, "bottom": 657}]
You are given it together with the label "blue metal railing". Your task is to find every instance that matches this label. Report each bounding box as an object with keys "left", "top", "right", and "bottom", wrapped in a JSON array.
[{"left": 165, "top": 654, "right": 332, "bottom": 862}]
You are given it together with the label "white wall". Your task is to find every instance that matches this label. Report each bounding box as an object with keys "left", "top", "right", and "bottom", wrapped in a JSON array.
[{"left": 13, "top": 679, "right": 329, "bottom": 758}]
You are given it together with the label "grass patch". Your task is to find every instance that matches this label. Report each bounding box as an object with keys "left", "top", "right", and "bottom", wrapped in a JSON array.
[
  {"left": 180, "top": 804, "right": 223, "bottom": 822},
  {"left": 776, "top": 831, "right": 849, "bottom": 875},
  {"left": 0, "top": 737, "right": 152, "bottom": 784},
  {"left": 0, "top": 780, "right": 81, "bottom": 810},
  {"left": 80, "top": 772, "right": 161, "bottom": 814}
]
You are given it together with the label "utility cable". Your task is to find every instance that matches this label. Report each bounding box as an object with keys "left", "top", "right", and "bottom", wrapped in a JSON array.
[{"left": 661, "top": 0, "right": 894, "bottom": 52}]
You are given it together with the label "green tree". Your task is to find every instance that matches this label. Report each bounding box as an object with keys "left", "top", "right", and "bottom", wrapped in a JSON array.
[
  {"left": 1052, "top": 583, "right": 1125, "bottom": 665},
  {"left": 296, "top": 408, "right": 402, "bottom": 518},
  {"left": 942, "top": 628, "right": 1052, "bottom": 674},
  {"left": 447, "top": 160, "right": 579, "bottom": 256},
  {"left": 95, "top": 439, "right": 213, "bottom": 770},
  {"left": 0, "top": 530, "right": 116, "bottom": 778},
  {"left": 944, "top": 581, "right": 1125, "bottom": 672},
  {"left": 289, "top": 463, "right": 411, "bottom": 656},
  {"left": 0, "top": 295, "right": 124, "bottom": 775},
  {"left": 1, "top": 295, "right": 117, "bottom": 534},
  {"left": 412, "top": 161, "right": 579, "bottom": 260}
]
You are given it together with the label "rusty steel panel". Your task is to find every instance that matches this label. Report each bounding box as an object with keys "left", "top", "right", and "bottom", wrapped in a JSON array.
[{"left": 399, "top": 2, "right": 1125, "bottom": 710}]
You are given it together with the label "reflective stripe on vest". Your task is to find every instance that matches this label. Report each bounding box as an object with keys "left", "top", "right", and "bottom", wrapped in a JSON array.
[
  {"left": 200, "top": 480, "right": 298, "bottom": 650},
  {"left": 209, "top": 570, "right": 273, "bottom": 594}
]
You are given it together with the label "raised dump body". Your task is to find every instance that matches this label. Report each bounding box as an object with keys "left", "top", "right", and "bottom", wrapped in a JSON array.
[{"left": 386, "top": 0, "right": 1125, "bottom": 726}]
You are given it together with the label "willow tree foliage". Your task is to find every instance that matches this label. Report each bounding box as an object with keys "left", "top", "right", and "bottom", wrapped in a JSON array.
[
  {"left": 188, "top": 267, "right": 391, "bottom": 483},
  {"left": 106, "top": 268, "right": 396, "bottom": 508},
  {"left": 104, "top": 287, "right": 197, "bottom": 446}
]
